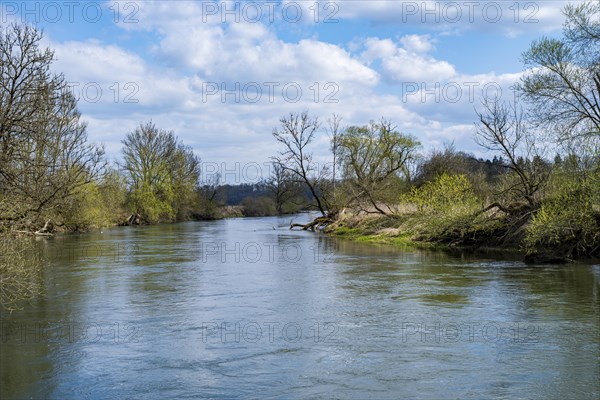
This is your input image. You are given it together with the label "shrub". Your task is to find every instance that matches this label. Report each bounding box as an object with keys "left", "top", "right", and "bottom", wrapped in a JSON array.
[
  {"left": 60, "top": 171, "right": 129, "bottom": 231},
  {"left": 407, "top": 174, "right": 480, "bottom": 214},
  {"left": 241, "top": 196, "right": 277, "bottom": 217},
  {"left": 526, "top": 170, "right": 600, "bottom": 257},
  {"left": 404, "top": 174, "right": 482, "bottom": 241}
]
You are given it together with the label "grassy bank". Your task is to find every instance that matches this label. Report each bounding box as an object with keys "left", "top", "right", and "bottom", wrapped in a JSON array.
[
  {"left": 324, "top": 200, "right": 597, "bottom": 263},
  {"left": 324, "top": 211, "right": 536, "bottom": 263},
  {"left": 325, "top": 217, "right": 528, "bottom": 263},
  {"left": 326, "top": 211, "right": 521, "bottom": 249},
  {"left": 325, "top": 216, "right": 426, "bottom": 248}
]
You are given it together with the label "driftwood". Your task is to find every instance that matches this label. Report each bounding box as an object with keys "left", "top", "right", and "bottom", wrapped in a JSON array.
[
  {"left": 34, "top": 219, "right": 55, "bottom": 236},
  {"left": 13, "top": 219, "right": 56, "bottom": 236},
  {"left": 290, "top": 215, "right": 334, "bottom": 231},
  {"left": 121, "top": 213, "right": 142, "bottom": 226}
]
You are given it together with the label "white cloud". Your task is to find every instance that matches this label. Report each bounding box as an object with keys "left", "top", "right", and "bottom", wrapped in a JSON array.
[
  {"left": 381, "top": 49, "right": 456, "bottom": 82},
  {"left": 400, "top": 34, "right": 434, "bottom": 53},
  {"left": 15, "top": 0, "right": 549, "bottom": 174},
  {"left": 148, "top": 18, "right": 378, "bottom": 90},
  {"left": 53, "top": 40, "right": 145, "bottom": 82},
  {"left": 360, "top": 37, "right": 456, "bottom": 82},
  {"left": 335, "top": 0, "right": 568, "bottom": 36},
  {"left": 360, "top": 38, "right": 397, "bottom": 63}
]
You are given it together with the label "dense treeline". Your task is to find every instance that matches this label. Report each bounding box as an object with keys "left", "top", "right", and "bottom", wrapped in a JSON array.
[{"left": 0, "top": 2, "right": 598, "bottom": 307}]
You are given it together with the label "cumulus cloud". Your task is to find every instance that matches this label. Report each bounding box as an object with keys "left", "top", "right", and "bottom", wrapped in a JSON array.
[
  {"left": 11, "top": 0, "right": 547, "bottom": 171},
  {"left": 360, "top": 38, "right": 397, "bottom": 63},
  {"left": 400, "top": 34, "right": 434, "bottom": 53},
  {"left": 381, "top": 49, "right": 456, "bottom": 82},
  {"left": 51, "top": 39, "right": 196, "bottom": 115},
  {"left": 145, "top": 19, "right": 379, "bottom": 89},
  {"left": 360, "top": 37, "right": 456, "bottom": 82}
]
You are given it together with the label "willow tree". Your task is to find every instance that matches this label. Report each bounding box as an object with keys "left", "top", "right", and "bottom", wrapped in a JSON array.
[
  {"left": 121, "top": 121, "right": 200, "bottom": 223},
  {"left": 338, "top": 119, "right": 420, "bottom": 214}
]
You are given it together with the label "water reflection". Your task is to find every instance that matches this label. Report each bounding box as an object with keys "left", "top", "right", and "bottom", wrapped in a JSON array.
[{"left": 1, "top": 215, "right": 599, "bottom": 399}]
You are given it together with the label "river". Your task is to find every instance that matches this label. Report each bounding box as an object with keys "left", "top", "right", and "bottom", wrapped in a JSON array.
[{"left": 1, "top": 215, "right": 599, "bottom": 399}]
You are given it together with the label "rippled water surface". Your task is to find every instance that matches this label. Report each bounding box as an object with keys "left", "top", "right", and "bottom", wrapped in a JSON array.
[{"left": 1, "top": 215, "right": 599, "bottom": 399}]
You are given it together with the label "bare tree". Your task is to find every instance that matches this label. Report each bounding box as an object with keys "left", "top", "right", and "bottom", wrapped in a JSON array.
[
  {"left": 1, "top": 24, "right": 56, "bottom": 161},
  {"left": 518, "top": 1, "right": 600, "bottom": 141},
  {"left": 198, "top": 172, "right": 224, "bottom": 219},
  {"left": 272, "top": 111, "right": 331, "bottom": 216},
  {"left": 265, "top": 162, "right": 302, "bottom": 214},
  {"left": 415, "top": 143, "right": 469, "bottom": 184},
  {"left": 475, "top": 99, "right": 549, "bottom": 208},
  {"left": 326, "top": 113, "right": 342, "bottom": 203}
]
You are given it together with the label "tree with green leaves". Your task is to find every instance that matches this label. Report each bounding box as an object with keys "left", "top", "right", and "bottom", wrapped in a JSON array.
[
  {"left": 0, "top": 23, "right": 105, "bottom": 232},
  {"left": 121, "top": 121, "right": 200, "bottom": 223},
  {"left": 338, "top": 119, "right": 420, "bottom": 214}
]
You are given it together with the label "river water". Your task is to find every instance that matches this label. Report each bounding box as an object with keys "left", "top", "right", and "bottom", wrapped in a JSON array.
[{"left": 1, "top": 215, "right": 599, "bottom": 399}]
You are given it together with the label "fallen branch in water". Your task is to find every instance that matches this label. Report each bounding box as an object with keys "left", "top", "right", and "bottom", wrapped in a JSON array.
[
  {"left": 290, "top": 215, "right": 334, "bottom": 231},
  {"left": 34, "top": 220, "right": 55, "bottom": 236},
  {"left": 12, "top": 220, "right": 55, "bottom": 236}
]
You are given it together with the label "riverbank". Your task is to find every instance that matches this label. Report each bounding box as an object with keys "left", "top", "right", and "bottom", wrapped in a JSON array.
[{"left": 322, "top": 209, "right": 596, "bottom": 263}]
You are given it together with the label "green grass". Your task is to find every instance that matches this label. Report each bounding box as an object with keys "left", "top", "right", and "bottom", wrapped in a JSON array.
[
  {"left": 328, "top": 220, "right": 440, "bottom": 250},
  {"left": 354, "top": 233, "right": 414, "bottom": 246},
  {"left": 330, "top": 226, "right": 362, "bottom": 237}
]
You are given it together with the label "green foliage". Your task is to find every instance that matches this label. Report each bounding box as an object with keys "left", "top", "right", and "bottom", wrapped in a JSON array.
[
  {"left": 121, "top": 121, "right": 201, "bottom": 223},
  {"left": 61, "top": 181, "right": 111, "bottom": 231},
  {"left": 338, "top": 119, "right": 420, "bottom": 214},
  {"left": 0, "top": 238, "right": 44, "bottom": 310},
  {"left": 169, "top": 144, "right": 203, "bottom": 220},
  {"left": 129, "top": 181, "right": 175, "bottom": 224},
  {"left": 331, "top": 226, "right": 362, "bottom": 237},
  {"left": 415, "top": 145, "right": 501, "bottom": 201},
  {"left": 403, "top": 174, "right": 483, "bottom": 242},
  {"left": 240, "top": 196, "right": 277, "bottom": 217},
  {"left": 57, "top": 169, "right": 129, "bottom": 231},
  {"left": 518, "top": 1, "right": 600, "bottom": 140},
  {"left": 526, "top": 169, "right": 600, "bottom": 257},
  {"left": 99, "top": 169, "right": 129, "bottom": 218},
  {"left": 0, "top": 23, "right": 105, "bottom": 232},
  {"left": 407, "top": 174, "right": 479, "bottom": 214}
]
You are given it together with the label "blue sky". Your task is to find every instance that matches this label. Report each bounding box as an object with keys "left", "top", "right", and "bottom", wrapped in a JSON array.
[{"left": 1, "top": 1, "right": 573, "bottom": 182}]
